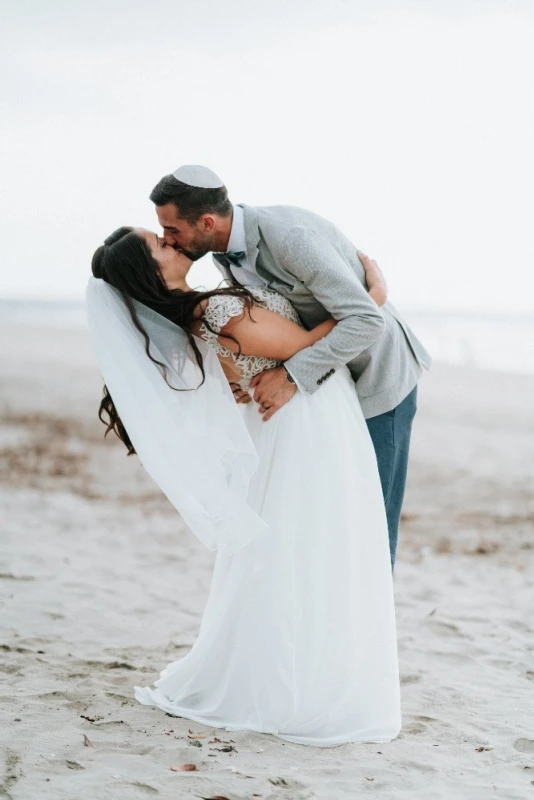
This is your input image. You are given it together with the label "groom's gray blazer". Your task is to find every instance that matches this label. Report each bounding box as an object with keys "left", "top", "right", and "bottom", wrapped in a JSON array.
[{"left": 213, "top": 203, "right": 431, "bottom": 419}]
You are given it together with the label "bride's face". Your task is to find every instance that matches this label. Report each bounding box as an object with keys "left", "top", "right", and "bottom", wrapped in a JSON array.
[{"left": 137, "top": 229, "right": 193, "bottom": 290}]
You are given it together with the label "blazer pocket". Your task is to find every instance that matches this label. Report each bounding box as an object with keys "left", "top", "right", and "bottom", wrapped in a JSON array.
[
  {"left": 284, "top": 276, "right": 308, "bottom": 296},
  {"left": 266, "top": 276, "right": 298, "bottom": 294}
]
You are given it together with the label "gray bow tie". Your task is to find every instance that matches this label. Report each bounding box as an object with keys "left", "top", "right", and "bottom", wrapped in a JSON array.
[{"left": 213, "top": 250, "right": 246, "bottom": 269}]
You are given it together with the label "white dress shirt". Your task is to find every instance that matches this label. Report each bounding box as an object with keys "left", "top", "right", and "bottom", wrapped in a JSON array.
[{"left": 224, "top": 205, "right": 265, "bottom": 287}]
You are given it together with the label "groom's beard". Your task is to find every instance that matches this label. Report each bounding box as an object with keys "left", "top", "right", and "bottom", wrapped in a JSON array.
[
  {"left": 176, "top": 233, "right": 213, "bottom": 261},
  {"left": 177, "top": 246, "right": 205, "bottom": 261}
]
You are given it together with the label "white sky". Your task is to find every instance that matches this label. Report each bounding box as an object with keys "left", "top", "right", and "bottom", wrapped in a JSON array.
[{"left": 1, "top": 0, "right": 533, "bottom": 312}]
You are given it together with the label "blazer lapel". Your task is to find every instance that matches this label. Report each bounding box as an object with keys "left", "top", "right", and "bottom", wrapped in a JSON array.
[
  {"left": 239, "top": 202, "right": 282, "bottom": 285},
  {"left": 239, "top": 203, "right": 260, "bottom": 273}
]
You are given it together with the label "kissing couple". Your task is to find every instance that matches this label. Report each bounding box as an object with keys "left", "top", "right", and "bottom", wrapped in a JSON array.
[{"left": 86, "top": 164, "right": 431, "bottom": 746}]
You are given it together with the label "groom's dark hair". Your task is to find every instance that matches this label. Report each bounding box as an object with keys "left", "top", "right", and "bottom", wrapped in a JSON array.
[{"left": 150, "top": 174, "right": 232, "bottom": 224}]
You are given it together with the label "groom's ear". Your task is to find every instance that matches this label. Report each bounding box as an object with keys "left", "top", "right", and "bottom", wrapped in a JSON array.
[{"left": 198, "top": 214, "right": 216, "bottom": 232}]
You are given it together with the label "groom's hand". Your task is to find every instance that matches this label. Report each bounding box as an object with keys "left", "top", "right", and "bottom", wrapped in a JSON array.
[
  {"left": 229, "top": 383, "right": 253, "bottom": 404},
  {"left": 250, "top": 366, "right": 297, "bottom": 421}
]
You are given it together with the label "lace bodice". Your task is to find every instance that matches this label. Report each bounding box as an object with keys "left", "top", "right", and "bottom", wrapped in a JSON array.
[{"left": 198, "top": 286, "right": 303, "bottom": 390}]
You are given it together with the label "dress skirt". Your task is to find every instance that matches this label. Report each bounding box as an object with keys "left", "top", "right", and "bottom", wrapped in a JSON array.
[{"left": 134, "top": 366, "right": 401, "bottom": 746}]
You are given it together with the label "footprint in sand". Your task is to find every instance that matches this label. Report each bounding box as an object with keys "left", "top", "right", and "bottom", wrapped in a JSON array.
[
  {"left": 403, "top": 722, "right": 427, "bottom": 735},
  {"left": 508, "top": 620, "right": 532, "bottom": 633},
  {"left": 268, "top": 777, "right": 315, "bottom": 800},
  {"left": 127, "top": 783, "right": 159, "bottom": 795},
  {"left": 0, "top": 664, "right": 23, "bottom": 674},
  {"left": 97, "top": 742, "right": 154, "bottom": 756},
  {"left": 400, "top": 673, "right": 421, "bottom": 685},
  {"left": 427, "top": 620, "right": 470, "bottom": 639},
  {"left": 402, "top": 715, "right": 438, "bottom": 736},
  {"left": 90, "top": 720, "right": 129, "bottom": 731},
  {"left": 513, "top": 738, "right": 534, "bottom": 754}
]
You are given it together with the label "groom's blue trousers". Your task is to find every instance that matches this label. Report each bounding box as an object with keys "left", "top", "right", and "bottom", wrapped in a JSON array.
[{"left": 365, "top": 386, "right": 418, "bottom": 572}]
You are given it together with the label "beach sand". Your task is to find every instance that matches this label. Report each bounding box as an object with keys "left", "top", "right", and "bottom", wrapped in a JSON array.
[{"left": 1, "top": 322, "right": 533, "bottom": 800}]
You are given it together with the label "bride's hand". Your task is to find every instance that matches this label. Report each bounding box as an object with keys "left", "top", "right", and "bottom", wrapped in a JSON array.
[{"left": 358, "top": 252, "right": 388, "bottom": 307}]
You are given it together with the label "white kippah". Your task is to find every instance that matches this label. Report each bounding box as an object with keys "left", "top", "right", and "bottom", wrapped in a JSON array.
[{"left": 172, "top": 164, "right": 224, "bottom": 189}]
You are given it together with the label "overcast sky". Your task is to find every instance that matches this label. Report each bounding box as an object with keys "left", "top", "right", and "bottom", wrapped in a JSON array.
[{"left": 1, "top": 0, "right": 533, "bottom": 312}]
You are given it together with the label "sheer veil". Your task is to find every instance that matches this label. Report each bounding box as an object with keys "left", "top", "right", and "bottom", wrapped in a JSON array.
[{"left": 85, "top": 277, "right": 269, "bottom": 553}]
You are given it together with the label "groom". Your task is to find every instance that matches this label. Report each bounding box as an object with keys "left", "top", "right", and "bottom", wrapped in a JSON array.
[{"left": 149, "top": 164, "right": 431, "bottom": 569}]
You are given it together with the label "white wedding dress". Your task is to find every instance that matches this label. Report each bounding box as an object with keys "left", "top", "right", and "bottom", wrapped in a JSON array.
[{"left": 134, "top": 287, "right": 401, "bottom": 746}]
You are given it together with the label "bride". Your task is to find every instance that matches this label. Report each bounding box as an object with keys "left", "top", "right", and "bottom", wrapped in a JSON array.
[{"left": 87, "top": 225, "right": 401, "bottom": 747}]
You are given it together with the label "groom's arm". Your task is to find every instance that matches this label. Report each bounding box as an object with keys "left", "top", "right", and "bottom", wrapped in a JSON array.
[{"left": 280, "top": 226, "right": 386, "bottom": 393}]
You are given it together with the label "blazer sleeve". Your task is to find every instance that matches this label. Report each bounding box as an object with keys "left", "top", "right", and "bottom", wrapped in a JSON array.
[{"left": 280, "top": 226, "right": 386, "bottom": 394}]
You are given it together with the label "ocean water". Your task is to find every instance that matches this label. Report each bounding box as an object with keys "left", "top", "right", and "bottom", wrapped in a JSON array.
[
  {"left": 407, "top": 311, "right": 534, "bottom": 376},
  {"left": 1, "top": 299, "right": 533, "bottom": 376}
]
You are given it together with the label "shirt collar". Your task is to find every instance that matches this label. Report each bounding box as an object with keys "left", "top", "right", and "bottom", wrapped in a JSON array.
[{"left": 226, "top": 204, "right": 246, "bottom": 253}]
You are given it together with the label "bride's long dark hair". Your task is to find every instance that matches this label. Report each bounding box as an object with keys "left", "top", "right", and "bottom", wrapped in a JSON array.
[{"left": 91, "top": 227, "right": 257, "bottom": 455}]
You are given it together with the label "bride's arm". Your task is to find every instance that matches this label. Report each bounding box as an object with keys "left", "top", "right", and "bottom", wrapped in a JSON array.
[
  {"left": 216, "top": 252, "right": 388, "bottom": 361},
  {"left": 218, "top": 306, "right": 337, "bottom": 362}
]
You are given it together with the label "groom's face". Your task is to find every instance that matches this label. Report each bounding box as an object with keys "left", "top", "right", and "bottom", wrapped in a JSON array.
[{"left": 156, "top": 202, "right": 213, "bottom": 261}]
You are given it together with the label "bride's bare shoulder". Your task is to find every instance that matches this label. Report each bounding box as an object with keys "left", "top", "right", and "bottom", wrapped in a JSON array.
[{"left": 193, "top": 297, "right": 210, "bottom": 319}]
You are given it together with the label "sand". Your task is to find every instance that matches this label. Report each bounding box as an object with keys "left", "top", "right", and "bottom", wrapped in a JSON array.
[{"left": 1, "top": 322, "right": 533, "bottom": 800}]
